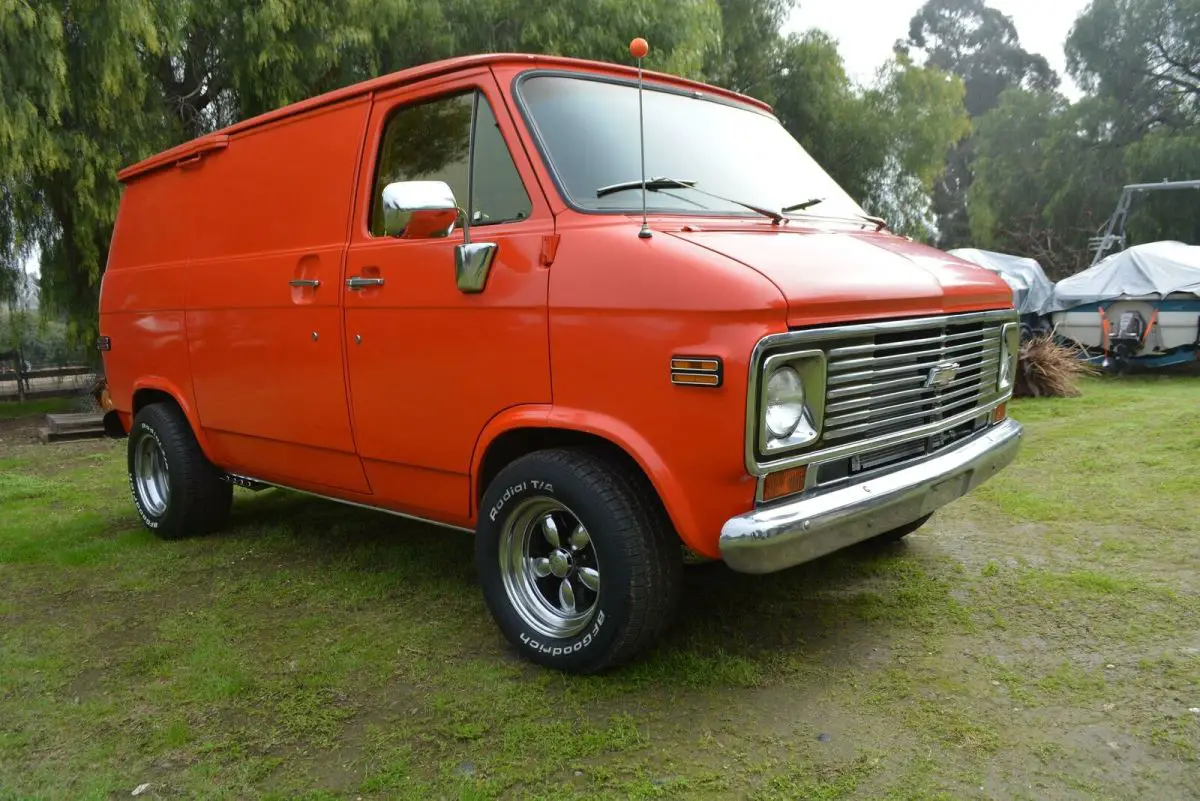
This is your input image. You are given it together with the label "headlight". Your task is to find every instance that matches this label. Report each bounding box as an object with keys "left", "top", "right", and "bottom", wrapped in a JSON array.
[
  {"left": 759, "top": 353, "right": 824, "bottom": 454},
  {"left": 765, "top": 367, "right": 805, "bottom": 438}
]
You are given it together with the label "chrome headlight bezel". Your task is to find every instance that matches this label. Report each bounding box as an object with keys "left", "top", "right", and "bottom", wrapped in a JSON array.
[
  {"left": 758, "top": 350, "right": 826, "bottom": 456},
  {"left": 998, "top": 322, "right": 1020, "bottom": 392}
]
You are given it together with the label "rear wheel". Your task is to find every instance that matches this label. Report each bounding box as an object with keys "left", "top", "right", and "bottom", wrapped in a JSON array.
[
  {"left": 127, "top": 403, "right": 232, "bottom": 539},
  {"left": 476, "top": 449, "right": 682, "bottom": 673}
]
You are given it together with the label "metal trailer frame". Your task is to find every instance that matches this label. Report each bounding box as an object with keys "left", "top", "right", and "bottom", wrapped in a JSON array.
[{"left": 1089, "top": 180, "right": 1200, "bottom": 267}]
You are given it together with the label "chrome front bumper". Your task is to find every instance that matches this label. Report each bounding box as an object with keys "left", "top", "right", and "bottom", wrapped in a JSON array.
[{"left": 719, "top": 418, "right": 1023, "bottom": 574}]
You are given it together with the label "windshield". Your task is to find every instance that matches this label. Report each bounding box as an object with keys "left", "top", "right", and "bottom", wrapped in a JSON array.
[{"left": 517, "top": 74, "right": 869, "bottom": 221}]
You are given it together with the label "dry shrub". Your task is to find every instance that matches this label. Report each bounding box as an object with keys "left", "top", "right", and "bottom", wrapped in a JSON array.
[{"left": 1014, "top": 335, "right": 1097, "bottom": 398}]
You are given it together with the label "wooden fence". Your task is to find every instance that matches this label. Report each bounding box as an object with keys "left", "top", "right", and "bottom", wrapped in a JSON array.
[{"left": 0, "top": 365, "right": 96, "bottom": 402}]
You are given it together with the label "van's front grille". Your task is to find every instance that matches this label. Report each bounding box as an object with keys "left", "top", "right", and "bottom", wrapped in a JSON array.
[
  {"left": 744, "top": 310, "right": 1016, "bottom": 483},
  {"left": 820, "top": 318, "right": 1004, "bottom": 449}
]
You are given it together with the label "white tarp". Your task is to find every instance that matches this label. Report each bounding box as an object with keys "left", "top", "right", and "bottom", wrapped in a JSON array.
[
  {"left": 948, "top": 248, "right": 1055, "bottom": 316},
  {"left": 1052, "top": 241, "right": 1200, "bottom": 310}
]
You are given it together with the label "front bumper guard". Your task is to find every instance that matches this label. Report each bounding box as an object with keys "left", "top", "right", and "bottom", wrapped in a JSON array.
[{"left": 720, "top": 418, "right": 1023, "bottom": 574}]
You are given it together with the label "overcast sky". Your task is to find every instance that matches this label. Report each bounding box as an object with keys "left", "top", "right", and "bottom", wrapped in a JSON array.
[{"left": 785, "top": 0, "right": 1091, "bottom": 99}]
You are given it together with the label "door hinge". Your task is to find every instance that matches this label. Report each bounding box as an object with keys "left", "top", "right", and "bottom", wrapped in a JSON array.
[{"left": 539, "top": 234, "right": 561, "bottom": 268}]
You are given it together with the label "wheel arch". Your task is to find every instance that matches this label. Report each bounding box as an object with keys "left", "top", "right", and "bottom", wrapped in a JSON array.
[
  {"left": 472, "top": 407, "right": 700, "bottom": 551},
  {"left": 131, "top": 378, "right": 215, "bottom": 461}
]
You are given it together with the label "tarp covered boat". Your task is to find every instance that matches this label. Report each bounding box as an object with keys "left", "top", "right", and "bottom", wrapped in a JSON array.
[
  {"left": 948, "top": 248, "right": 1055, "bottom": 337},
  {"left": 1050, "top": 241, "right": 1200, "bottom": 368}
]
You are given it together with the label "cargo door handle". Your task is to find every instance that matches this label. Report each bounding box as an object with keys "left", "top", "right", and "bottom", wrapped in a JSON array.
[
  {"left": 288, "top": 279, "right": 320, "bottom": 288},
  {"left": 346, "top": 276, "right": 384, "bottom": 290}
]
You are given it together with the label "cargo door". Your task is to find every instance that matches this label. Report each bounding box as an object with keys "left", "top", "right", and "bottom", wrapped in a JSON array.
[{"left": 185, "top": 98, "right": 372, "bottom": 493}]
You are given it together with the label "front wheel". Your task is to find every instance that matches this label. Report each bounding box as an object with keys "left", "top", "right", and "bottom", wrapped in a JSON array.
[{"left": 476, "top": 449, "right": 682, "bottom": 673}]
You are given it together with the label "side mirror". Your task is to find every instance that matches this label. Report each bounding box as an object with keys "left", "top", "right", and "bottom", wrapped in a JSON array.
[
  {"left": 379, "top": 180, "right": 499, "bottom": 294},
  {"left": 381, "top": 180, "right": 461, "bottom": 239}
]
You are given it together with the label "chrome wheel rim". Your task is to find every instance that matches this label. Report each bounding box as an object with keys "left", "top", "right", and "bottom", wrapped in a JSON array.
[
  {"left": 133, "top": 435, "right": 170, "bottom": 517},
  {"left": 499, "top": 497, "right": 601, "bottom": 639}
]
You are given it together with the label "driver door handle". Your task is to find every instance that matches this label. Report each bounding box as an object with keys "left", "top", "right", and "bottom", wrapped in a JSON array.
[
  {"left": 288, "top": 279, "right": 320, "bottom": 288},
  {"left": 346, "top": 276, "right": 385, "bottom": 290}
]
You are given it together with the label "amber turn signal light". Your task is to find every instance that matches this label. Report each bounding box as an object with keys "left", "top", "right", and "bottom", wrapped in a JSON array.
[
  {"left": 671, "top": 372, "right": 720, "bottom": 387},
  {"left": 762, "top": 466, "right": 807, "bottom": 502},
  {"left": 992, "top": 403, "right": 1007, "bottom": 424},
  {"left": 670, "top": 356, "right": 723, "bottom": 387}
]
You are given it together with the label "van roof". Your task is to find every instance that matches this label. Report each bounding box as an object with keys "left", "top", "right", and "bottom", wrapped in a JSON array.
[{"left": 117, "top": 53, "right": 773, "bottom": 183}]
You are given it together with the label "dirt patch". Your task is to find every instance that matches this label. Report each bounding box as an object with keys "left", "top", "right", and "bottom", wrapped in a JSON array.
[
  {"left": 0, "top": 433, "right": 117, "bottom": 471},
  {"left": 0, "top": 414, "right": 44, "bottom": 448}
]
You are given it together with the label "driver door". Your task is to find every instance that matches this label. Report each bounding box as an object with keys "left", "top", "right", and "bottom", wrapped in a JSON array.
[{"left": 343, "top": 71, "right": 555, "bottom": 523}]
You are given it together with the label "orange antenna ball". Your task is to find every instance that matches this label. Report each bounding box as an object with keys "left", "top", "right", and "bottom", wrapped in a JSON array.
[{"left": 629, "top": 37, "right": 649, "bottom": 60}]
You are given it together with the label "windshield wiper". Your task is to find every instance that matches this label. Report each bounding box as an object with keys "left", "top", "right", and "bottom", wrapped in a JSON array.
[
  {"left": 783, "top": 202, "right": 890, "bottom": 232},
  {"left": 783, "top": 197, "right": 824, "bottom": 212},
  {"left": 595, "top": 177, "right": 784, "bottom": 225},
  {"left": 835, "top": 212, "right": 890, "bottom": 232},
  {"left": 859, "top": 214, "right": 889, "bottom": 232},
  {"left": 597, "top": 178, "right": 697, "bottom": 196}
]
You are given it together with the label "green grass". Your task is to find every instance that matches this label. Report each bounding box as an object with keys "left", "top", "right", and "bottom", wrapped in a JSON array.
[
  {"left": 0, "top": 396, "right": 77, "bottom": 419},
  {"left": 1, "top": 375, "right": 1198, "bottom": 798}
]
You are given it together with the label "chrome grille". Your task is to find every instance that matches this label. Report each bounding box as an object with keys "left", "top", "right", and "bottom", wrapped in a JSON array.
[{"left": 821, "top": 318, "right": 1003, "bottom": 447}]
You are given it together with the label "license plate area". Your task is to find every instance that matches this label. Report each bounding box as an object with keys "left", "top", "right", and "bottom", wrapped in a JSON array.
[{"left": 921, "top": 472, "right": 972, "bottom": 515}]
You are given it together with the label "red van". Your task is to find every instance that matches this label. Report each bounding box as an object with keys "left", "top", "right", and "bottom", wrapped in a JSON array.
[{"left": 96, "top": 52, "right": 1022, "bottom": 673}]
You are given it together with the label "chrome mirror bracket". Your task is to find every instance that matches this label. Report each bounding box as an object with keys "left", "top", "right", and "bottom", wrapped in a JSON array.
[{"left": 455, "top": 242, "right": 498, "bottom": 293}]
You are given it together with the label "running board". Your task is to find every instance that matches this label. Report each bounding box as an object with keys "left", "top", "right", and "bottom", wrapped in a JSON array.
[
  {"left": 223, "top": 472, "right": 270, "bottom": 491},
  {"left": 216, "top": 472, "right": 473, "bottom": 533}
]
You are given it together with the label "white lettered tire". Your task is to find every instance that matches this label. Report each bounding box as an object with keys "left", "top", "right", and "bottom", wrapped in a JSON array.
[
  {"left": 476, "top": 448, "right": 682, "bottom": 673},
  {"left": 127, "top": 403, "right": 232, "bottom": 540}
]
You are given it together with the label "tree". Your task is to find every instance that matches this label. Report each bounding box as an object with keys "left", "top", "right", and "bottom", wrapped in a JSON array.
[
  {"left": 968, "top": 90, "right": 1128, "bottom": 278},
  {"left": 862, "top": 55, "right": 972, "bottom": 239},
  {"left": 1067, "top": 0, "right": 1200, "bottom": 134},
  {"left": 1067, "top": 0, "right": 1200, "bottom": 246},
  {"left": 770, "top": 32, "right": 882, "bottom": 200},
  {"left": 904, "top": 0, "right": 1057, "bottom": 118},
  {"left": 968, "top": 0, "right": 1200, "bottom": 276},
  {"left": 158, "top": 0, "right": 725, "bottom": 137},
  {"left": 704, "top": 0, "right": 795, "bottom": 102},
  {"left": 154, "top": 0, "right": 396, "bottom": 138},
  {"left": 901, "top": 0, "right": 1058, "bottom": 247},
  {"left": 1, "top": 0, "right": 170, "bottom": 341},
  {"left": 770, "top": 34, "right": 969, "bottom": 240},
  {"left": 0, "top": 0, "right": 725, "bottom": 338},
  {"left": 1, "top": 0, "right": 981, "bottom": 333}
]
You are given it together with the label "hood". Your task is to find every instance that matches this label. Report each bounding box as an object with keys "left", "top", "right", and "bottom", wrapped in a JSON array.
[{"left": 668, "top": 228, "right": 1013, "bottom": 328}]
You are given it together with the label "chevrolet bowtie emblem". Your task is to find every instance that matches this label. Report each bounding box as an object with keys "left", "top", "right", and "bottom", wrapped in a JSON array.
[{"left": 925, "top": 361, "right": 960, "bottom": 389}]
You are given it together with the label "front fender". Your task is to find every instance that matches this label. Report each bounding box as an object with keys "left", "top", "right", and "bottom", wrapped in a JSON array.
[{"left": 471, "top": 405, "right": 702, "bottom": 553}]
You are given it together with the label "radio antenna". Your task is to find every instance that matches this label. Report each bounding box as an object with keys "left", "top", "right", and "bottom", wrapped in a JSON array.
[{"left": 630, "top": 37, "right": 652, "bottom": 239}]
